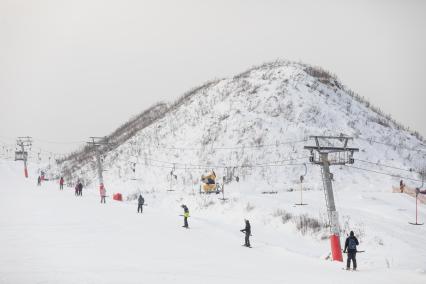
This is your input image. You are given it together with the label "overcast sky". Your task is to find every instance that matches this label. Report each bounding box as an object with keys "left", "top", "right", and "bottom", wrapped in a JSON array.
[{"left": 0, "top": 0, "right": 425, "bottom": 154}]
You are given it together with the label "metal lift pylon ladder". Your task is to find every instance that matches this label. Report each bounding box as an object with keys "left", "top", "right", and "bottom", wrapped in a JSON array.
[
  {"left": 16, "top": 136, "right": 32, "bottom": 178},
  {"left": 304, "top": 135, "right": 359, "bottom": 262}
]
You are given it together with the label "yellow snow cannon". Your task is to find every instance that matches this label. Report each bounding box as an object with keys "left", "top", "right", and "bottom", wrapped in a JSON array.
[{"left": 201, "top": 170, "right": 219, "bottom": 193}]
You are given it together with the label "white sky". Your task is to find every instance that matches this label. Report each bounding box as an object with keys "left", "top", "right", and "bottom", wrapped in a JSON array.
[{"left": 0, "top": 0, "right": 425, "bottom": 154}]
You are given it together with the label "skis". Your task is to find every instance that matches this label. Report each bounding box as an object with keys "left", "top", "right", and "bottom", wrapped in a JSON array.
[
  {"left": 242, "top": 244, "right": 252, "bottom": 248},
  {"left": 342, "top": 268, "right": 358, "bottom": 272}
]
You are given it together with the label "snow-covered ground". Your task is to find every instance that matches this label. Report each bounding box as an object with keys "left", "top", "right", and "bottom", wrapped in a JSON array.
[{"left": 1, "top": 160, "right": 425, "bottom": 284}]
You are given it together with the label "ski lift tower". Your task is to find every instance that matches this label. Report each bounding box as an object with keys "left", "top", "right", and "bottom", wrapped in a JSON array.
[
  {"left": 304, "top": 135, "right": 358, "bottom": 262},
  {"left": 16, "top": 136, "right": 32, "bottom": 178},
  {"left": 87, "top": 137, "right": 114, "bottom": 194}
]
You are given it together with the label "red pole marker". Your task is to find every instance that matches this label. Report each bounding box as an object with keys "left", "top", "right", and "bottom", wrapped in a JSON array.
[
  {"left": 24, "top": 167, "right": 28, "bottom": 178},
  {"left": 330, "top": 234, "right": 343, "bottom": 261}
]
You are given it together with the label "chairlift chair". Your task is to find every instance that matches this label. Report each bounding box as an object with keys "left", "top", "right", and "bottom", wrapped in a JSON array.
[{"left": 14, "top": 151, "right": 27, "bottom": 161}]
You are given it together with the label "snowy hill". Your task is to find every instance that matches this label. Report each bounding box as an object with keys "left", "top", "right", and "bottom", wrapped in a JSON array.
[
  {"left": 57, "top": 60, "right": 425, "bottom": 192},
  {"left": 53, "top": 60, "right": 426, "bottom": 266},
  {"left": 2, "top": 60, "right": 425, "bottom": 282}
]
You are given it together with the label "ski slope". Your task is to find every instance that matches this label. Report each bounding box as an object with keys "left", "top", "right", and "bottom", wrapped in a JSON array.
[{"left": 1, "top": 160, "right": 425, "bottom": 284}]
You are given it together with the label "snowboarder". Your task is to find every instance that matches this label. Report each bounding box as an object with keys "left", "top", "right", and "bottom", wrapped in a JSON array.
[
  {"left": 181, "top": 204, "right": 189, "bottom": 228},
  {"left": 137, "top": 194, "right": 145, "bottom": 213},
  {"left": 59, "top": 177, "right": 64, "bottom": 190},
  {"left": 240, "top": 219, "right": 252, "bottom": 247},
  {"left": 343, "top": 231, "right": 359, "bottom": 270},
  {"left": 400, "top": 179, "right": 405, "bottom": 193},
  {"left": 37, "top": 176, "right": 41, "bottom": 186},
  {"left": 100, "top": 185, "right": 106, "bottom": 203}
]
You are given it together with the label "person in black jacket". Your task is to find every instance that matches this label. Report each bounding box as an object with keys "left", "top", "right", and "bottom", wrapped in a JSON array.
[
  {"left": 137, "top": 195, "right": 145, "bottom": 213},
  {"left": 78, "top": 182, "right": 83, "bottom": 196},
  {"left": 240, "top": 219, "right": 251, "bottom": 247},
  {"left": 343, "top": 231, "right": 359, "bottom": 270}
]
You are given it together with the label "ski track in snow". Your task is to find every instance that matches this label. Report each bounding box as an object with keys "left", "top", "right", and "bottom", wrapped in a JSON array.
[{"left": 1, "top": 161, "right": 425, "bottom": 284}]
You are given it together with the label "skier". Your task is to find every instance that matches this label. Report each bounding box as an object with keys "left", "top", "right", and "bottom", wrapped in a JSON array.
[
  {"left": 137, "top": 194, "right": 145, "bottom": 213},
  {"left": 59, "top": 177, "right": 64, "bottom": 190},
  {"left": 240, "top": 219, "right": 252, "bottom": 247},
  {"left": 100, "top": 185, "right": 106, "bottom": 203},
  {"left": 400, "top": 179, "right": 405, "bottom": 193},
  {"left": 75, "top": 182, "right": 79, "bottom": 196},
  {"left": 181, "top": 204, "right": 189, "bottom": 228},
  {"left": 76, "top": 181, "right": 83, "bottom": 196},
  {"left": 37, "top": 176, "right": 41, "bottom": 186},
  {"left": 343, "top": 231, "right": 359, "bottom": 270}
]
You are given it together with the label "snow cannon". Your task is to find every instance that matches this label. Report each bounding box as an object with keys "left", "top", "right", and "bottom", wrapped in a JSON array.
[{"left": 200, "top": 170, "right": 220, "bottom": 194}]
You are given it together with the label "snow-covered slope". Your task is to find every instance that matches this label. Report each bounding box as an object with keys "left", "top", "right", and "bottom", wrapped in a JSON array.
[{"left": 1, "top": 160, "right": 425, "bottom": 284}]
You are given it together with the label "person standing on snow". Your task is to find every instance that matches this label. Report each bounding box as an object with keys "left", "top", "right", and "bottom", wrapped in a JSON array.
[
  {"left": 181, "top": 205, "right": 189, "bottom": 228},
  {"left": 137, "top": 194, "right": 145, "bottom": 213},
  {"left": 75, "top": 182, "right": 79, "bottom": 196},
  {"left": 400, "top": 179, "right": 405, "bottom": 193},
  {"left": 37, "top": 176, "right": 42, "bottom": 186},
  {"left": 240, "top": 219, "right": 252, "bottom": 247},
  {"left": 343, "top": 231, "right": 359, "bottom": 270},
  {"left": 78, "top": 181, "right": 83, "bottom": 196},
  {"left": 100, "top": 185, "right": 106, "bottom": 203},
  {"left": 59, "top": 177, "right": 64, "bottom": 190}
]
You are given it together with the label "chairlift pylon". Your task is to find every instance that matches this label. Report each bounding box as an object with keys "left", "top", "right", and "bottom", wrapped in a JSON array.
[{"left": 409, "top": 188, "right": 424, "bottom": 226}]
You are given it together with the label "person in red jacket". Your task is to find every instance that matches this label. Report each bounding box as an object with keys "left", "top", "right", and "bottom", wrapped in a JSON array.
[
  {"left": 100, "top": 185, "right": 106, "bottom": 204},
  {"left": 59, "top": 177, "right": 64, "bottom": 190}
]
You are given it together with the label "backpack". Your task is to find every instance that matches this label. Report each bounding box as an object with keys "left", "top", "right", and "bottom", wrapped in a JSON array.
[{"left": 348, "top": 237, "right": 357, "bottom": 250}]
